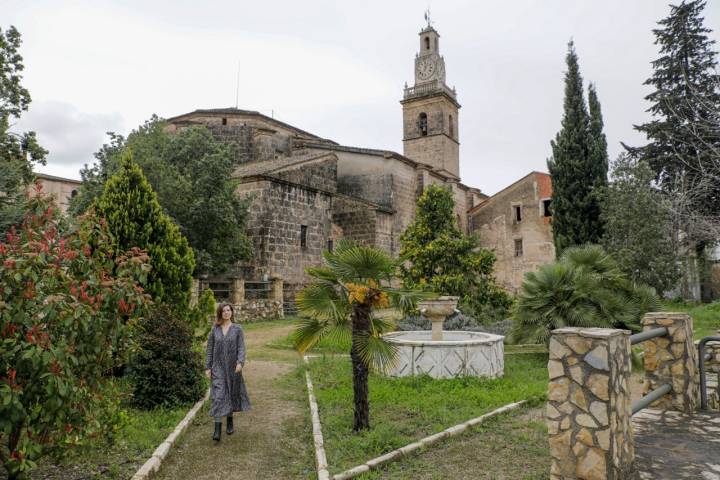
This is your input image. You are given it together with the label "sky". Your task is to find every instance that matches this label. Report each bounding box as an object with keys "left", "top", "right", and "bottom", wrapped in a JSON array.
[{"left": 6, "top": 0, "right": 720, "bottom": 195}]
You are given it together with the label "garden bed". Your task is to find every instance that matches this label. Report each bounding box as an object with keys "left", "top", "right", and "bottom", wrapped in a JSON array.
[{"left": 304, "top": 352, "right": 548, "bottom": 475}]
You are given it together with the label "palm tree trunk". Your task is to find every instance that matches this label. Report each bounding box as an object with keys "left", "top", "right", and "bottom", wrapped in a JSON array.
[{"left": 351, "top": 302, "right": 371, "bottom": 431}]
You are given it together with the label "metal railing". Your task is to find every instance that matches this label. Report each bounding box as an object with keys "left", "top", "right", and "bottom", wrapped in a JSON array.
[
  {"left": 629, "top": 327, "right": 671, "bottom": 416},
  {"left": 698, "top": 336, "right": 720, "bottom": 410},
  {"left": 245, "top": 280, "right": 272, "bottom": 300}
]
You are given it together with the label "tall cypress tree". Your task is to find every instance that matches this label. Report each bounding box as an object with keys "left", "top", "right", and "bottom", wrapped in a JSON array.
[
  {"left": 97, "top": 151, "right": 195, "bottom": 310},
  {"left": 548, "top": 41, "right": 606, "bottom": 255},
  {"left": 629, "top": 0, "right": 720, "bottom": 301}
]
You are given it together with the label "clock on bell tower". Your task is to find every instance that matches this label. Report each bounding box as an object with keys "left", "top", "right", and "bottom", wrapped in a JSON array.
[{"left": 401, "top": 23, "right": 460, "bottom": 177}]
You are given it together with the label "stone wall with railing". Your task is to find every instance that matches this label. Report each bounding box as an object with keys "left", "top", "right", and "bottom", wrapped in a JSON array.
[{"left": 193, "top": 277, "right": 285, "bottom": 322}]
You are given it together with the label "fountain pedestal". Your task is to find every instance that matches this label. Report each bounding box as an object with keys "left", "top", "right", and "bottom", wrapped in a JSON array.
[{"left": 418, "top": 296, "right": 459, "bottom": 341}]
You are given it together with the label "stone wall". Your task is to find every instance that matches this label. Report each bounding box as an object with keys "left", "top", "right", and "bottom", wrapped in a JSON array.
[
  {"left": 547, "top": 328, "right": 634, "bottom": 480},
  {"left": 641, "top": 312, "right": 699, "bottom": 413},
  {"left": 273, "top": 157, "right": 338, "bottom": 193},
  {"left": 470, "top": 172, "right": 555, "bottom": 293},
  {"left": 232, "top": 300, "right": 283, "bottom": 322}
]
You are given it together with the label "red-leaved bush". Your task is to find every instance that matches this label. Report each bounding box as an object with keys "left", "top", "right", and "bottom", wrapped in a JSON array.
[{"left": 0, "top": 188, "right": 150, "bottom": 479}]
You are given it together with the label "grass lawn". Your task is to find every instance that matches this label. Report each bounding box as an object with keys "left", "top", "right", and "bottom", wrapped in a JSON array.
[
  {"left": 305, "top": 352, "right": 548, "bottom": 475},
  {"left": 662, "top": 300, "right": 720, "bottom": 340},
  {"left": 14, "top": 379, "right": 201, "bottom": 480}
]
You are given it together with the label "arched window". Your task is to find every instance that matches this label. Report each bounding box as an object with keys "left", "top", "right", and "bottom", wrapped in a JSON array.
[
  {"left": 424, "top": 37, "right": 430, "bottom": 50},
  {"left": 449, "top": 115, "right": 454, "bottom": 138},
  {"left": 418, "top": 112, "right": 428, "bottom": 136}
]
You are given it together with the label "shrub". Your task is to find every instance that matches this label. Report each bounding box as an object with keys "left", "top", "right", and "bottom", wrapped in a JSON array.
[
  {"left": 129, "top": 304, "right": 206, "bottom": 409},
  {"left": 395, "top": 312, "right": 513, "bottom": 336},
  {"left": 188, "top": 288, "right": 216, "bottom": 342},
  {"left": 509, "top": 244, "right": 660, "bottom": 345},
  {"left": 0, "top": 193, "right": 150, "bottom": 479}
]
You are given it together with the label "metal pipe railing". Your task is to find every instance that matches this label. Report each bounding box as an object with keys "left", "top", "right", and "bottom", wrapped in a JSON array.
[
  {"left": 632, "top": 383, "right": 672, "bottom": 415},
  {"left": 630, "top": 327, "right": 668, "bottom": 345},
  {"left": 698, "top": 336, "right": 720, "bottom": 410}
]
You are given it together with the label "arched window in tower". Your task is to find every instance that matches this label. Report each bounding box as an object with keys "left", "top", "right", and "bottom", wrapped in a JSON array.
[
  {"left": 418, "top": 112, "right": 428, "bottom": 136},
  {"left": 449, "top": 115, "right": 454, "bottom": 138},
  {"left": 424, "top": 36, "right": 430, "bottom": 50}
]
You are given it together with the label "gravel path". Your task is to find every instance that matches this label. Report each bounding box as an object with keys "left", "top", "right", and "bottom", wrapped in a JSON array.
[{"left": 154, "top": 322, "right": 315, "bottom": 480}]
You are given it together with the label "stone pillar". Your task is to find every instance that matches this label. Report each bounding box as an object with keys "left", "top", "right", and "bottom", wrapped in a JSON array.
[
  {"left": 230, "top": 278, "right": 245, "bottom": 305},
  {"left": 271, "top": 277, "right": 284, "bottom": 302},
  {"left": 641, "top": 312, "right": 698, "bottom": 413},
  {"left": 547, "top": 328, "right": 634, "bottom": 480}
]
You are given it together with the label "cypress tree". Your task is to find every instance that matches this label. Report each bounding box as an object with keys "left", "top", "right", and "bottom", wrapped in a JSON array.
[
  {"left": 97, "top": 151, "right": 195, "bottom": 310},
  {"left": 629, "top": 0, "right": 720, "bottom": 301},
  {"left": 548, "top": 41, "right": 607, "bottom": 255}
]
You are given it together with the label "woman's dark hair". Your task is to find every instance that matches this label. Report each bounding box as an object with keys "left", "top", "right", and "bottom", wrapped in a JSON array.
[{"left": 216, "top": 303, "right": 234, "bottom": 322}]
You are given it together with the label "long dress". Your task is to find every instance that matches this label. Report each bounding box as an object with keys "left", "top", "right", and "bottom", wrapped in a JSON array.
[{"left": 206, "top": 323, "right": 251, "bottom": 417}]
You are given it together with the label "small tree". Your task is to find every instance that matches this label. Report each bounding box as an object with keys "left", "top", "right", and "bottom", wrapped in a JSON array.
[
  {"left": 293, "top": 242, "right": 425, "bottom": 431},
  {"left": 600, "top": 154, "right": 680, "bottom": 294},
  {"left": 129, "top": 304, "right": 205, "bottom": 409},
  {"left": 509, "top": 245, "right": 659, "bottom": 345},
  {"left": 0, "top": 191, "right": 149, "bottom": 479},
  {"left": 97, "top": 151, "right": 195, "bottom": 310},
  {"left": 399, "top": 185, "right": 511, "bottom": 320}
]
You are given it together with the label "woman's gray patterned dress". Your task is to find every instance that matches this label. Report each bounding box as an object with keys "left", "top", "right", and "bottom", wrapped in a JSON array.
[{"left": 206, "top": 323, "right": 251, "bottom": 417}]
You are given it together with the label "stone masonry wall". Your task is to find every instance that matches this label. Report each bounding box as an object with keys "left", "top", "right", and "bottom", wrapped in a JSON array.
[
  {"left": 272, "top": 157, "right": 337, "bottom": 193},
  {"left": 641, "top": 312, "right": 699, "bottom": 413},
  {"left": 232, "top": 300, "right": 283, "bottom": 322},
  {"left": 547, "top": 328, "right": 634, "bottom": 480},
  {"left": 332, "top": 196, "right": 378, "bottom": 248}
]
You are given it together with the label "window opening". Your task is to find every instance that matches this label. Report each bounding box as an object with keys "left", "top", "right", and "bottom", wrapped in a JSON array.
[
  {"left": 425, "top": 37, "right": 430, "bottom": 50},
  {"left": 449, "top": 115, "right": 454, "bottom": 138},
  {"left": 514, "top": 238, "right": 523, "bottom": 257},
  {"left": 419, "top": 112, "right": 428, "bottom": 136},
  {"left": 514, "top": 205, "right": 522, "bottom": 222},
  {"left": 221, "top": 117, "right": 227, "bottom": 125},
  {"left": 543, "top": 199, "right": 552, "bottom": 217},
  {"left": 327, "top": 239, "right": 334, "bottom": 252},
  {"left": 300, "top": 225, "right": 308, "bottom": 248}
]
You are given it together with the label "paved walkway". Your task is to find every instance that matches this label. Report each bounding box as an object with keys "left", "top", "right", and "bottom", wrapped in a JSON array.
[{"left": 633, "top": 408, "right": 720, "bottom": 479}]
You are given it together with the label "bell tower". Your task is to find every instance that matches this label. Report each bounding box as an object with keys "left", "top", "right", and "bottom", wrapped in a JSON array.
[{"left": 401, "top": 20, "right": 460, "bottom": 177}]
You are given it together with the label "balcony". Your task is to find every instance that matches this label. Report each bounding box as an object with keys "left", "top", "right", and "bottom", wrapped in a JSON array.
[{"left": 403, "top": 80, "right": 457, "bottom": 100}]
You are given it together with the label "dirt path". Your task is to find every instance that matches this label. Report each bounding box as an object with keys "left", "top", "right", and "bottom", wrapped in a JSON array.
[{"left": 155, "top": 321, "right": 315, "bottom": 480}]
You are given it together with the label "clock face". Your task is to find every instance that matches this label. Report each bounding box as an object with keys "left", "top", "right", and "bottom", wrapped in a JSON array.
[{"left": 417, "top": 58, "right": 436, "bottom": 80}]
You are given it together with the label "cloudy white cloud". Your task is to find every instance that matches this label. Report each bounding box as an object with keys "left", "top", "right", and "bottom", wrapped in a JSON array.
[{"left": 5, "top": 0, "right": 720, "bottom": 194}]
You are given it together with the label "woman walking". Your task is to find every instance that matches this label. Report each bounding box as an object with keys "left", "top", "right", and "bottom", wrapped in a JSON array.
[{"left": 205, "top": 303, "right": 251, "bottom": 442}]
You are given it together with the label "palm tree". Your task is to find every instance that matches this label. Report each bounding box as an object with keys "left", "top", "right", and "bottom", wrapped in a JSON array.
[{"left": 293, "top": 241, "right": 426, "bottom": 431}]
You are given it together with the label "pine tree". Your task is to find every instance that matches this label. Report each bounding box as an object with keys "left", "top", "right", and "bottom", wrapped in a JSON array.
[
  {"left": 547, "top": 41, "right": 607, "bottom": 255},
  {"left": 629, "top": 0, "right": 720, "bottom": 301},
  {"left": 97, "top": 151, "right": 195, "bottom": 310}
]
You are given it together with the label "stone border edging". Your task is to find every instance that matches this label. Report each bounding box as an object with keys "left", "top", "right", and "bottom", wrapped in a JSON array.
[
  {"left": 130, "top": 388, "right": 211, "bottom": 480},
  {"left": 331, "top": 399, "right": 528, "bottom": 480},
  {"left": 303, "top": 356, "right": 331, "bottom": 480}
]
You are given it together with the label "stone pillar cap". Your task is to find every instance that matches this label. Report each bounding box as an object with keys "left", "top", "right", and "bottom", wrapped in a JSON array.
[{"left": 552, "top": 327, "right": 631, "bottom": 338}]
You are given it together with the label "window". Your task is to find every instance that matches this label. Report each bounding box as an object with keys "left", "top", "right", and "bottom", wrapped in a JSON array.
[
  {"left": 419, "top": 112, "right": 428, "bottom": 136},
  {"left": 70, "top": 189, "right": 78, "bottom": 198},
  {"left": 543, "top": 199, "right": 552, "bottom": 217},
  {"left": 449, "top": 115, "right": 454, "bottom": 138},
  {"left": 221, "top": 117, "right": 227, "bottom": 125},
  {"left": 300, "top": 225, "right": 308, "bottom": 248},
  {"left": 425, "top": 36, "right": 430, "bottom": 50},
  {"left": 514, "top": 238, "right": 523, "bottom": 257},
  {"left": 327, "top": 239, "right": 334, "bottom": 252},
  {"left": 514, "top": 205, "right": 522, "bottom": 222}
]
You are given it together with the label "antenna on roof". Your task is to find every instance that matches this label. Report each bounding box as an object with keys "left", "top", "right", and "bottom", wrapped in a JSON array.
[{"left": 235, "top": 60, "right": 240, "bottom": 109}]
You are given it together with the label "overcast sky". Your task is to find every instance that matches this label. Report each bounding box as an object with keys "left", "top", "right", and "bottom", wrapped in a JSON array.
[{"left": 6, "top": 0, "right": 720, "bottom": 195}]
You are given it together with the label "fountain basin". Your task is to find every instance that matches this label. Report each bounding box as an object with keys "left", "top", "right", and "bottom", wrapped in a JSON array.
[{"left": 384, "top": 330, "right": 504, "bottom": 379}]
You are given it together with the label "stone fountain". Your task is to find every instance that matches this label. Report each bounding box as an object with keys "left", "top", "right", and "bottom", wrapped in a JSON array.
[{"left": 383, "top": 296, "right": 505, "bottom": 379}]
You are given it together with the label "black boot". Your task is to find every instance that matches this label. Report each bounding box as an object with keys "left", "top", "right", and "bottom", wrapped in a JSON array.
[
  {"left": 226, "top": 416, "right": 234, "bottom": 435},
  {"left": 212, "top": 422, "right": 222, "bottom": 442}
]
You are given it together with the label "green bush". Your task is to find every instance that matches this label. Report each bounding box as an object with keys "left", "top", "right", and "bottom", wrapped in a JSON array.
[
  {"left": 188, "top": 288, "right": 216, "bottom": 342},
  {"left": 129, "top": 305, "right": 205, "bottom": 409},
  {"left": 509, "top": 244, "right": 660, "bottom": 344}
]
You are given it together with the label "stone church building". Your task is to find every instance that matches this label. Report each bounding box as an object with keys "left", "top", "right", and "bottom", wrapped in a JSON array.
[{"left": 161, "top": 24, "right": 556, "bottom": 303}]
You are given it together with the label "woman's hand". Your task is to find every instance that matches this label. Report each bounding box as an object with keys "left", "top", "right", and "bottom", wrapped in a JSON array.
[
  {"left": 235, "top": 364, "right": 242, "bottom": 374},
  {"left": 205, "top": 369, "right": 211, "bottom": 379}
]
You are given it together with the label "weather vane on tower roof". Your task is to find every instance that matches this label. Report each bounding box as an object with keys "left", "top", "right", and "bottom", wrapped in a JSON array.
[{"left": 424, "top": 8, "right": 432, "bottom": 28}]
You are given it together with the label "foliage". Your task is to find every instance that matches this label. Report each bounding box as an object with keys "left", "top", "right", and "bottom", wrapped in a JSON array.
[
  {"left": 0, "top": 192, "right": 150, "bottom": 479},
  {"left": 96, "top": 152, "right": 195, "bottom": 311},
  {"left": 661, "top": 300, "right": 720, "bottom": 340},
  {"left": 0, "top": 26, "right": 48, "bottom": 238},
  {"left": 188, "top": 288, "right": 216, "bottom": 342},
  {"left": 71, "top": 117, "right": 252, "bottom": 275},
  {"left": 509, "top": 245, "right": 660, "bottom": 345},
  {"left": 304, "top": 353, "right": 547, "bottom": 474},
  {"left": 547, "top": 41, "right": 608, "bottom": 255},
  {"left": 625, "top": 0, "right": 720, "bottom": 301},
  {"left": 293, "top": 240, "right": 427, "bottom": 431},
  {"left": 128, "top": 304, "right": 205, "bottom": 409},
  {"left": 600, "top": 154, "right": 680, "bottom": 294},
  {"left": 399, "top": 185, "right": 511, "bottom": 321}
]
